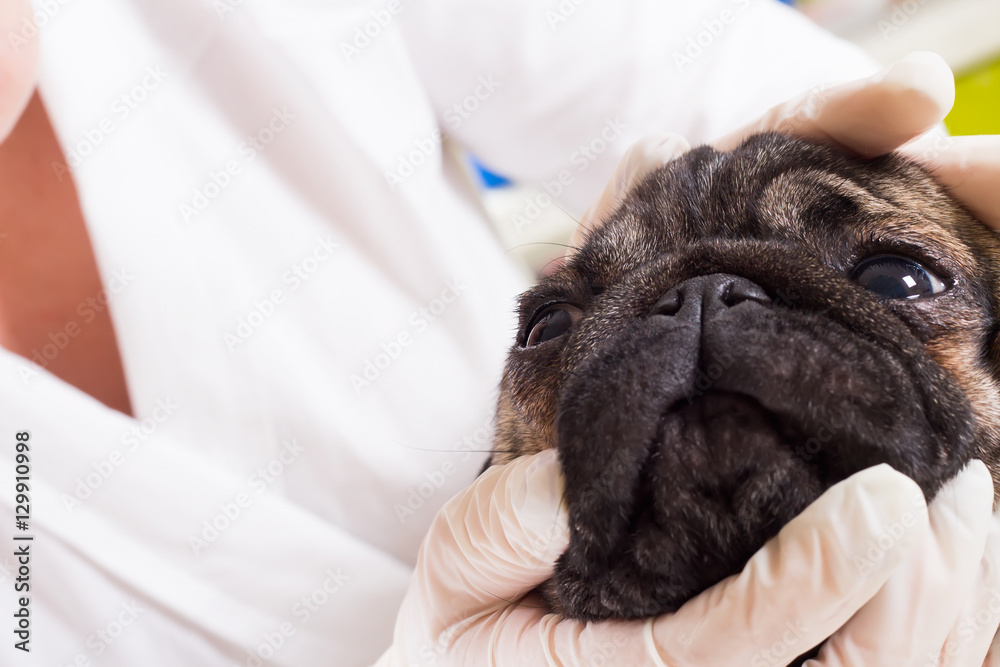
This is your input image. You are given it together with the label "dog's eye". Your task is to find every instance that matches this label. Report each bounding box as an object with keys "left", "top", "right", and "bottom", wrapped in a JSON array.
[
  {"left": 525, "top": 304, "right": 582, "bottom": 347},
  {"left": 851, "top": 255, "right": 948, "bottom": 300}
]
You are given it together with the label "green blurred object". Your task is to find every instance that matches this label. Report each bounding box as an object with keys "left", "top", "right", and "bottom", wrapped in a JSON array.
[{"left": 946, "top": 55, "right": 1000, "bottom": 136}]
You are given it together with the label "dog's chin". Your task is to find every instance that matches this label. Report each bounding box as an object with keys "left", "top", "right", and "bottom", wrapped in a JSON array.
[
  {"left": 548, "top": 390, "right": 824, "bottom": 620},
  {"left": 541, "top": 286, "right": 976, "bottom": 622}
]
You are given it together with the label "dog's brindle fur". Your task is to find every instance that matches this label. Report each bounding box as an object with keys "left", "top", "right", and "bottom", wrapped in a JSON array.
[{"left": 489, "top": 133, "right": 1000, "bottom": 629}]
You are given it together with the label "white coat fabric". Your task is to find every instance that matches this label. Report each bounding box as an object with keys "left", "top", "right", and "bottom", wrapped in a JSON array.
[{"left": 0, "top": 1, "right": 875, "bottom": 664}]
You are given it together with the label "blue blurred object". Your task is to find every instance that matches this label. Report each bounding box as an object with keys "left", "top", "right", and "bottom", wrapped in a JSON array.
[
  {"left": 469, "top": 156, "right": 512, "bottom": 188},
  {"left": 776, "top": 0, "right": 795, "bottom": 5}
]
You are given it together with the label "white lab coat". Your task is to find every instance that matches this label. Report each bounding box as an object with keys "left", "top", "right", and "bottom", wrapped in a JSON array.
[{"left": 0, "top": 1, "right": 875, "bottom": 664}]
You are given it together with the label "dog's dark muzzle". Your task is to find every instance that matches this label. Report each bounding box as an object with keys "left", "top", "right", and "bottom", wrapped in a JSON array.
[
  {"left": 547, "top": 265, "right": 976, "bottom": 622},
  {"left": 649, "top": 272, "right": 771, "bottom": 322}
]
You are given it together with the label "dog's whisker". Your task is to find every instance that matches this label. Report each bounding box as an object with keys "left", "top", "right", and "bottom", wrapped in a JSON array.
[
  {"left": 538, "top": 255, "right": 569, "bottom": 275},
  {"left": 480, "top": 590, "right": 551, "bottom": 611},
  {"left": 548, "top": 201, "right": 581, "bottom": 226},
  {"left": 389, "top": 443, "right": 505, "bottom": 454},
  {"left": 503, "top": 241, "right": 581, "bottom": 254}
]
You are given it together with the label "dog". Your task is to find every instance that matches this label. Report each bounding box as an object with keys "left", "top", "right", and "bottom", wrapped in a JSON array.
[{"left": 488, "top": 132, "right": 1000, "bottom": 633}]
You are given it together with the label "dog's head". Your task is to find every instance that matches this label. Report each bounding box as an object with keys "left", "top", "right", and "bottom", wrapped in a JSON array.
[{"left": 491, "top": 132, "right": 1000, "bottom": 621}]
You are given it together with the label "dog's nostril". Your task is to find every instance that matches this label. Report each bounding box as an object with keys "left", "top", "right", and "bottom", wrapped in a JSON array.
[
  {"left": 649, "top": 274, "right": 771, "bottom": 321},
  {"left": 651, "top": 290, "right": 683, "bottom": 317},
  {"left": 722, "top": 279, "right": 771, "bottom": 308},
  {"left": 722, "top": 283, "right": 736, "bottom": 307}
]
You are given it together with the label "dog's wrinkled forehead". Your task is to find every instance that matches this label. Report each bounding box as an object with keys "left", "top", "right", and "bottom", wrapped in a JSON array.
[{"left": 556, "top": 133, "right": 981, "bottom": 299}]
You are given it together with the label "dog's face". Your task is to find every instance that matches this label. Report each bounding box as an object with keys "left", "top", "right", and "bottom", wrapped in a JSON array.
[{"left": 491, "top": 133, "right": 1000, "bottom": 622}]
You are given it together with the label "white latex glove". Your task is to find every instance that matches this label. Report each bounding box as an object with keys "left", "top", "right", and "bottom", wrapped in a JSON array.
[
  {"left": 571, "top": 51, "right": 1000, "bottom": 250},
  {"left": 809, "top": 460, "right": 999, "bottom": 667},
  {"left": 375, "top": 449, "right": 997, "bottom": 666}
]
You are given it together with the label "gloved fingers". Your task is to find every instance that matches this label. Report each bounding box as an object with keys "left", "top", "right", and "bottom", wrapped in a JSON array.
[
  {"left": 399, "top": 449, "right": 569, "bottom": 647},
  {"left": 940, "top": 512, "right": 1000, "bottom": 666},
  {"left": 808, "top": 460, "right": 995, "bottom": 667},
  {"left": 487, "top": 464, "right": 930, "bottom": 666},
  {"left": 567, "top": 52, "right": 959, "bottom": 257},
  {"left": 569, "top": 133, "right": 691, "bottom": 252},
  {"left": 714, "top": 51, "right": 954, "bottom": 158},
  {"left": 899, "top": 134, "right": 1000, "bottom": 230},
  {"left": 650, "top": 464, "right": 930, "bottom": 665}
]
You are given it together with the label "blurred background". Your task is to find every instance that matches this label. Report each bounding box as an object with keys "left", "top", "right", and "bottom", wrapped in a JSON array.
[{"left": 472, "top": 0, "right": 1000, "bottom": 277}]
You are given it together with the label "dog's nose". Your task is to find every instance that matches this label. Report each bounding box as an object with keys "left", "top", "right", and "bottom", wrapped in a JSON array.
[{"left": 649, "top": 273, "right": 771, "bottom": 322}]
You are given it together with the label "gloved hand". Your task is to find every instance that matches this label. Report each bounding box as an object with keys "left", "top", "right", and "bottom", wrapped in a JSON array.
[
  {"left": 377, "top": 50, "right": 1000, "bottom": 666},
  {"left": 811, "top": 461, "right": 1000, "bottom": 666},
  {"left": 573, "top": 51, "right": 1000, "bottom": 249},
  {"left": 375, "top": 449, "right": 997, "bottom": 666}
]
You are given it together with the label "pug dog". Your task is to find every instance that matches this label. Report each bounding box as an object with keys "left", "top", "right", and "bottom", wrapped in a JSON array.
[{"left": 488, "top": 132, "right": 1000, "bottom": 634}]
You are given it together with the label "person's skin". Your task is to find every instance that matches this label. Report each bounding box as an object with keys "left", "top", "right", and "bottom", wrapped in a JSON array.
[
  {"left": 0, "top": 0, "right": 131, "bottom": 414},
  {"left": 0, "top": 92, "right": 132, "bottom": 414}
]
